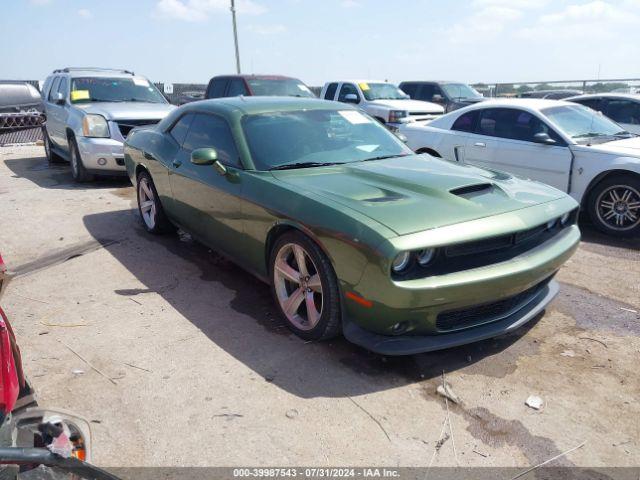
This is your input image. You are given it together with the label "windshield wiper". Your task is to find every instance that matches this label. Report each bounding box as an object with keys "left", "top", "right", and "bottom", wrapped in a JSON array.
[
  {"left": 361, "top": 154, "right": 409, "bottom": 162},
  {"left": 572, "top": 132, "right": 607, "bottom": 139},
  {"left": 270, "top": 161, "right": 345, "bottom": 170}
]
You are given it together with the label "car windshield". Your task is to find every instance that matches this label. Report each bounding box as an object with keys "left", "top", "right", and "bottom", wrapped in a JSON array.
[
  {"left": 361, "top": 83, "right": 409, "bottom": 101},
  {"left": 69, "top": 77, "right": 167, "bottom": 104},
  {"left": 246, "top": 78, "right": 315, "bottom": 98},
  {"left": 542, "top": 104, "right": 630, "bottom": 143},
  {"left": 242, "top": 109, "right": 411, "bottom": 170},
  {"left": 441, "top": 83, "right": 483, "bottom": 100}
]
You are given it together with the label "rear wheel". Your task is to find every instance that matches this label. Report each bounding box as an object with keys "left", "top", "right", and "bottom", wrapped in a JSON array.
[
  {"left": 270, "top": 231, "right": 342, "bottom": 341},
  {"left": 587, "top": 174, "right": 640, "bottom": 237},
  {"left": 68, "top": 135, "right": 94, "bottom": 182},
  {"left": 136, "top": 170, "right": 175, "bottom": 234}
]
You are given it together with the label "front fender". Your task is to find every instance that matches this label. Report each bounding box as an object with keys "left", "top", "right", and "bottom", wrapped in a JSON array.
[{"left": 572, "top": 153, "right": 640, "bottom": 203}]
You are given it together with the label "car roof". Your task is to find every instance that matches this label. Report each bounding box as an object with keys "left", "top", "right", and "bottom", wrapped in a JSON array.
[
  {"left": 459, "top": 98, "right": 573, "bottom": 110},
  {"left": 50, "top": 68, "right": 137, "bottom": 79},
  {"left": 399, "top": 80, "right": 461, "bottom": 84},
  {"left": 180, "top": 96, "right": 352, "bottom": 116},
  {"left": 324, "top": 80, "right": 388, "bottom": 85},
  {"left": 568, "top": 93, "right": 640, "bottom": 101},
  {"left": 212, "top": 74, "right": 300, "bottom": 81}
]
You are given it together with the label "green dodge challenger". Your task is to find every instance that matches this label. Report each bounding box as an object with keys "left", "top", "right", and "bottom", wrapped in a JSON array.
[{"left": 124, "top": 97, "right": 580, "bottom": 355}]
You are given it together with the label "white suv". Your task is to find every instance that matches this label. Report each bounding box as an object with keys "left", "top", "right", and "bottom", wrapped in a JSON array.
[{"left": 320, "top": 80, "right": 443, "bottom": 127}]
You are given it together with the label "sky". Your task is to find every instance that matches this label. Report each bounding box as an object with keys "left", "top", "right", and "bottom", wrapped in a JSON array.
[{"left": 1, "top": 0, "right": 639, "bottom": 86}]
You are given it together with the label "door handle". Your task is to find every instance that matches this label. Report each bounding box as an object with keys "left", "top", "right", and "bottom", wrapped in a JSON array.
[
  {"left": 172, "top": 159, "right": 182, "bottom": 168},
  {"left": 474, "top": 142, "right": 486, "bottom": 148}
]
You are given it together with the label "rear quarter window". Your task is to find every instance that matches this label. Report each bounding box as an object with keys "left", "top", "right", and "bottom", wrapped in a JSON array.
[{"left": 451, "top": 110, "right": 478, "bottom": 132}]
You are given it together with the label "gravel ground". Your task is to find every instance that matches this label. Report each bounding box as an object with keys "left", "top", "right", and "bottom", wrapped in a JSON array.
[{"left": 1, "top": 145, "right": 639, "bottom": 469}]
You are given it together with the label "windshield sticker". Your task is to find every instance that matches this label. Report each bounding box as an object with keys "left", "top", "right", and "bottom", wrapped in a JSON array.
[
  {"left": 359, "top": 82, "right": 370, "bottom": 91},
  {"left": 356, "top": 145, "right": 378, "bottom": 152},
  {"left": 297, "top": 84, "right": 311, "bottom": 92},
  {"left": 132, "top": 77, "right": 150, "bottom": 87},
  {"left": 338, "top": 110, "right": 370, "bottom": 124},
  {"left": 70, "top": 90, "right": 90, "bottom": 101}
]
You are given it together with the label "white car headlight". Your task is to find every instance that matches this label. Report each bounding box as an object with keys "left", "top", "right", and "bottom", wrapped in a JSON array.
[
  {"left": 416, "top": 248, "right": 436, "bottom": 266},
  {"left": 82, "top": 114, "right": 110, "bottom": 138},
  {"left": 392, "top": 252, "right": 411, "bottom": 273}
]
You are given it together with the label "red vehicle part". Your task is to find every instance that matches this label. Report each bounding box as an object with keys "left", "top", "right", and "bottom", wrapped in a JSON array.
[{"left": 0, "top": 307, "right": 20, "bottom": 418}]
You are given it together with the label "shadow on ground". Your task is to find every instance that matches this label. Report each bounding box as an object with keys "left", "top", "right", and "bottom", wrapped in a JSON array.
[
  {"left": 4, "top": 154, "right": 130, "bottom": 190},
  {"left": 83, "top": 207, "right": 545, "bottom": 399}
]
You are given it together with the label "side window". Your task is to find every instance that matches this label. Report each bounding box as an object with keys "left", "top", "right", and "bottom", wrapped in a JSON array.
[
  {"left": 338, "top": 83, "right": 359, "bottom": 102},
  {"left": 169, "top": 113, "right": 194, "bottom": 146},
  {"left": 227, "top": 79, "right": 248, "bottom": 97},
  {"left": 452, "top": 110, "right": 478, "bottom": 132},
  {"left": 416, "top": 84, "right": 435, "bottom": 101},
  {"left": 477, "top": 108, "right": 563, "bottom": 143},
  {"left": 400, "top": 83, "right": 416, "bottom": 97},
  {"left": 605, "top": 99, "right": 640, "bottom": 125},
  {"left": 48, "top": 77, "right": 60, "bottom": 101},
  {"left": 207, "top": 79, "right": 227, "bottom": 98},
  {"left": 41, "top": 77, "right": 53, "bottom": 100},
  {"left": 573, "top": 98, "right": 601, "bottom": 111},
  {"left": 182, "top": 114, "right": 241, "bottom": 167},
  {"left": 324, "top": 83, "right": 338, "bottom": 100},
  {"left": 57, "top": 77, "right": 68, "bottom": 101}
]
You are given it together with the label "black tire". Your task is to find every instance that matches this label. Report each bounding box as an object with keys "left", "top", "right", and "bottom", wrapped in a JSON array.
[
  {"left": 42, "top": 128, "right": 64, "bottom": 164},
  {"left": 136, "top": 170, "right": 175, "bottom": 234},
  {"left": 587, "top": 174, "right": 640, "bottom": 237},
  {"left": 269, "top": 231, "right": 342, "bottom": 341},
  {"left": 68, "top": 135, "right": 94, "bottom": 182}
]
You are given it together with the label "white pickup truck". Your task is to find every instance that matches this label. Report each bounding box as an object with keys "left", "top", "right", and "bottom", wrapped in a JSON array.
[{"left": 320, "top": 80, "right": 443, "bottom": 127}]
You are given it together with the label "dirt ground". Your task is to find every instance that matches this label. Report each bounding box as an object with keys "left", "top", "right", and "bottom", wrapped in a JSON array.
[{"left": 0, "top": 146, "right": 639, "bottom": 469}]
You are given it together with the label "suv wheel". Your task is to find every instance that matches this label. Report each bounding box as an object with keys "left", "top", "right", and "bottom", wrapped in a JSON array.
[
  {"left": 68, "top": 135, "right": 94, "bottom": 183},
  {"left": 587, "top": 174, "right": 640, "bottom": 237}
]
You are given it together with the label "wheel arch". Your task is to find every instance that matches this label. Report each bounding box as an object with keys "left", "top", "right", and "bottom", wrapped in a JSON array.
[
  {"left": 264, "top": 221, "right": 333, "bottom": 282},
  {"left": 415, "top": 147, "right": 442, "bottom": 158},
  {"left": 582, "top": 168, "right": 640, "bottom": 208}
]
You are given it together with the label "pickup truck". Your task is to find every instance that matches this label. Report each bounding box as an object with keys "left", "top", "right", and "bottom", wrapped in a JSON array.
[{"left": 320, "top": 80, "right": 443, "bottom": 128}]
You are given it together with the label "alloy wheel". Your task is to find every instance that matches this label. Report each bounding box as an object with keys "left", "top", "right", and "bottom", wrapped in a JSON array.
[
  {"left": 138, "top": 177, "right": 157, "bottom": 230},
  {"left": 273, "top": 243, "right": 323, "bottom": 331},
  {"left": 596, "top": 184, "right": 640, "bottom": 231}
]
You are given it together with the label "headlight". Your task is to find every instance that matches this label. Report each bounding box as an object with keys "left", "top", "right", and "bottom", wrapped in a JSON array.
[
  {"left": 392, "top": 252, "right": 411, "bottom": 272},
  {"left": 388, "top": 110, "right": 409, "bottom": 123},
  {"left": 546, "top": 218, "right": 557, "bottom": 230},
  {"left": 82, "top": 114, "right": 110, "bottom": 138},
  {"left": 560, "top": 211, "right": 571, "bottom": 226},
  {"left": 416, "top": 248, "right": 435, "bottom": 266}
]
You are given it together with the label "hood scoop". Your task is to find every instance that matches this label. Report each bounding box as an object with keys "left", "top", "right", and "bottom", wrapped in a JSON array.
[{"left": 450, "top": 183, "right": 495, "bottom": 199}]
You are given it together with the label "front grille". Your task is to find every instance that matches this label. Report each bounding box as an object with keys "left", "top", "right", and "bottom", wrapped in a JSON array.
[
  {"left": 409, "top": 111, "right": 440, "bottom": 116},
  {"left": 116, "top": 119, "right": 160, "bottom": 138},
  {"left": 436, "top": 277, "right": 550, "bottom": 332}
]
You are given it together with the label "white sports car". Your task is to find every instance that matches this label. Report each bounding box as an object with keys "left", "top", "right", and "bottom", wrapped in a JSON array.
[{"left": 400, "top": 99, "right": 640, "bottom": 236}]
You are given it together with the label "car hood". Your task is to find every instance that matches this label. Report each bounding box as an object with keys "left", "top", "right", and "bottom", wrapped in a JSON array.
[
  {"left": 573, "top": 136, "right": 640, "bottom": 157},
  {"left": 271, "top": 155, "right": 565, "bottom": 235},
  {"left": 368, "top": 99, "right": 444, "bottom": 114},
  {"left": 75, "top": 102, "right": 175, "bottom": 121}
]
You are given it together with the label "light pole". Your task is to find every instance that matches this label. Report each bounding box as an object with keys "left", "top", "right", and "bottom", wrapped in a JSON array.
[{"left": 230, "top": 0, "right": 241, "bottom": 74}]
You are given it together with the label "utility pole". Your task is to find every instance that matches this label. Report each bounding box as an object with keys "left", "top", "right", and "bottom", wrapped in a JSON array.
[{"left": 230, "top": 0, "right": 241, "bottom": 74}]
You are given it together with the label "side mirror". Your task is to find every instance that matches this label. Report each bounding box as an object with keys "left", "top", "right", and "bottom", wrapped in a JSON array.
[
  {"left": 54, "top": 92, "right": 65, "bottom": 105},
  {"left": 432, "top": 94, "right": 445, "bottom": 103},
  {"left": 532, "top": 132, "right": 557, "bottom": 145},
  {"left": 344, "top": 93, "right": 359, "bottom": 104},
  {"left": 9, "top": 407, "right": 92, "bottom": 461},
  {"left": 191, "top": 147, "right": 218, "bottom": 166}
]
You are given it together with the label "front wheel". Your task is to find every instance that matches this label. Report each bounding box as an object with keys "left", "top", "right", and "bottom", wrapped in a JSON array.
[
  {"left": 270, "top": 232, "right": 342, "bottom": 341},
  {"left": 587, "top": 175, "right": 640, "bottom": 237},
  {"left": 136, "top": 171, "right": 175, "bottom": 234},
  {"left": 68, "top": 136, "right": 94, "bottom": 182},
  {"left": 43, "top": 128, "right": 64, "bottom": 164}
]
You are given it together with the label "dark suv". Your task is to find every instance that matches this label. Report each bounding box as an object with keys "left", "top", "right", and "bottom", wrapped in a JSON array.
[
  {"left": 205, "top": 74, "right": 315, "bottom": 99},
  {"left": 399, "top": 80, "right": 486, "bottom": 113}
]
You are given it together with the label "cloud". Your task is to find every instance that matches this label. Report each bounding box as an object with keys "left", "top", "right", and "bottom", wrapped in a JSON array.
[
  {"left": 444, "top": 4, "right": 524, "bottom": 42},
  {"left": 28, "top": 0, "right": 52, "bottom": 4},
  {"left": 155, "top": 0, "right": 266, "bottom": 22},
  {"left": 246, "top": 23, "right": 286, "bottom": 35},
  {"left": 77, "top": 8, "right": 93, "bottom": 18},
  {"left": 540, "top": 0, "right": 638, "bottom": 24},
  {"left": 472, "top": 0, "right": 548, "bottom": 8}
]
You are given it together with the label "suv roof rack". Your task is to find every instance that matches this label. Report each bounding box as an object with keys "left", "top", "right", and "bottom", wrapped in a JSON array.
[{"left": 52, "top": 67, "right": 135, "bottom": 75}]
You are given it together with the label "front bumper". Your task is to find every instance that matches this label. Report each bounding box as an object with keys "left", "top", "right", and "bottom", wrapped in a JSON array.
[
  {"left": 343, "top": 279, "right": 558, "bottom": 355},
  {"left": 76, "top": 136, "right": 126, "bottom": 174}
]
